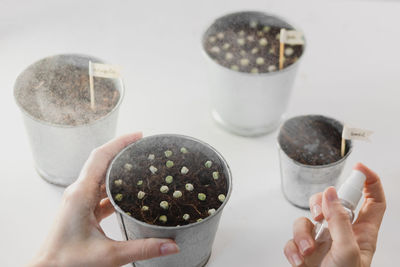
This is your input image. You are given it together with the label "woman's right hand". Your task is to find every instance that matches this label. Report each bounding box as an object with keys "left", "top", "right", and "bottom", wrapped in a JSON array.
[{"left": 283, "top": 163, "right": 386, "bottom": 267}]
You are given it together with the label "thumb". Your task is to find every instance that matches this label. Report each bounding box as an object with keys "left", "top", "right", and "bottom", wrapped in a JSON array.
[
  {"left": 322, "top": 187, "right": 355, "bottom": 246},
  {"left": 110, "top": 238, "right": 179, "bottom": 266}
]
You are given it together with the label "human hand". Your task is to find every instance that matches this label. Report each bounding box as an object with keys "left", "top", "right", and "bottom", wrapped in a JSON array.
[
  {"left": 28, "top": 133, "right": 180, "bottom": 267},
  {"left": 284, "top": 163, "right": 386, "bottom": 267}
]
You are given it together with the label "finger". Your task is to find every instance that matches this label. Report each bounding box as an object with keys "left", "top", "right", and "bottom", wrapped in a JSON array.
[
  {"left": 293, "top": 217, "right": 315, "bottom": 256},
  {"left": 111, "top": 238, "right": 179, "bottom": 265},
  {"left": 284, "top": 239, "right": 305, "bottom": 266},
  {"left": 322, "top": 187, "right": 356, "bottom": 246},
  {"left": 77, "top": 132, "right": 142, "bottom": 202},
  {"left": 94, "top": 198, "right": 115, "bottom": 222},
  {"left": 309, "top": 193, "right": 323, "bottom": 221},
  {"left": 353, "top": 163, "right": 386, "bottom": 229}
]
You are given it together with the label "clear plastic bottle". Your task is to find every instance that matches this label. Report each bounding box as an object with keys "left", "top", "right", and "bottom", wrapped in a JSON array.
[{"left": 304, "top": 170, "right": 366, "bottom": 267}]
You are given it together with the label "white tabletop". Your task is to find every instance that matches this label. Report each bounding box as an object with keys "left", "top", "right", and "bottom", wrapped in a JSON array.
[{"left": 1, "top": 0, "right": 399, "bottom": 266}]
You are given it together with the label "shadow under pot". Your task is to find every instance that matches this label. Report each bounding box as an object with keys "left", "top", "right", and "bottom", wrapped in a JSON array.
[
  {"left": 106, "top": 134, "right": 232, "bottom": 267},
  {"left": 277, "top": 115, "right": 352, "bottom": 209},
  {"left": 202, "top": 11, "right": 305, "bottom": 136},
  {"left": 14, "top": 54, "right": 123, "bottom": 186}
]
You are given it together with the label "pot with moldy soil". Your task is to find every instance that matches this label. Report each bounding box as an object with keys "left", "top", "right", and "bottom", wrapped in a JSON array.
[
  {"left": 106, "top": 134, "right": 232, "bottom": 267},
  {"left": 277, "top": 115, "right": 353, "bottom": 209},
  {"left": 14, "top": 54, "right": 124, "bottom": 186}
]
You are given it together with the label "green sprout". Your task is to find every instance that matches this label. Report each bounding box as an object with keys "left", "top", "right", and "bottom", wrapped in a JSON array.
[
  {"left": 166, "top": 160, "right": 174, "bottom": 168},
  {"left": 165, "top": 175, "right": 173, "bottom": 184},
  {"left": 198, "top": 193, "right": 206, "bottom": 201},
  {"left": 115, "top": 194, "right": 123, "bottom": 201}
]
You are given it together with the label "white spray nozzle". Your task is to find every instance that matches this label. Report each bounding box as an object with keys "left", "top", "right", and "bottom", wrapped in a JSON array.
[{"left": 338, "top": 169, "right": 367, "bottom": 209}]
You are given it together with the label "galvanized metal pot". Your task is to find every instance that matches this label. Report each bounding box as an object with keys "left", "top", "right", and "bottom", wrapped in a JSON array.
[
  {"left": 277, "top": 115, "right": 352, "bottom": 209},
  {"left": 106, "top": 134, "right": 232, "bottom": 267},
  {"left": 14, "top": 54, "right": 124, "bottom": 187},
  {"left": 202, "top": 11, "right": 306, "bottom": 137}
]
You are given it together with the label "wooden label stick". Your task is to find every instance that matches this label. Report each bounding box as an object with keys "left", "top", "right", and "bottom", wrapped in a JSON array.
[
  {"left": 88, "top": 60, "right": 95, "bottom": 111},
  {"left": 341, "top": 138, "right": 346, "bottom": 157},
  {"left": 279, "top": 28, "right": 286, "bottom": 70}
]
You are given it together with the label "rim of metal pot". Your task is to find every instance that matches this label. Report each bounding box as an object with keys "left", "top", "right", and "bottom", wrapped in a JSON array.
[
  {"left": 201, "top": 10, "right": 306, "bottom": 77},
  {"left": 106, "top": 134, "right": 233, "bottom": 230},
  {"left": 277, "top": 114, "right": 353, "bottom": 169},
  {"left": 13, "top": 53, "right": 125, "bottom": 129}
]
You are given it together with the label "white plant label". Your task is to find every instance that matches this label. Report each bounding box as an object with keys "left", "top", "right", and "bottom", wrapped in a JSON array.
[
  {"left": 342, "top": 126, "right": 373, "bottom": 141},
  {"left": 89, "top": 62, "right": 121, "bottom": 78},
  {"left": 280, "top": 29, "right": 305, "bottom": 45}
]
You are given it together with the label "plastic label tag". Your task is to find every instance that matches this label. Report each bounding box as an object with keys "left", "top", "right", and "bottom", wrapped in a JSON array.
[{"left": 280, "top": 29, "right": 305, "bottom": 45}]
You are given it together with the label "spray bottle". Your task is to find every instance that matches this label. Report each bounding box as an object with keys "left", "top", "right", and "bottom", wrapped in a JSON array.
[{"left": 304, "top": 170, "right": 366, "bottom": 267}]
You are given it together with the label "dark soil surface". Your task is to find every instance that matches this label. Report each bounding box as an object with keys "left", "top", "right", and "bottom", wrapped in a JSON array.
[
  {"left": 203, "top": 19, "right": 304, "bottom": 73},
  {"left": 278, "top": 115, "right": 351, "bottom": 166},
  {"left": 14, "top": 55, "right": 120, "bottom": 126},
  {"left": 109, "top": 135, "right": 229, "bottom": 227}
]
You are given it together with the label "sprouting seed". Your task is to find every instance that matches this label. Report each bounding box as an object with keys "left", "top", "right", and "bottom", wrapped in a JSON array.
[
  {"left": 276, "top": 33, "right": 280, "bottom": 40},
  {"left": 230, "top": 65, "right": 239, "bottom": 71},
  {"left": 210, "top": 46, "right": 220, "bottom": 54},
  {"left": 126, "top": 212, "right": 131, "bottom": 216},
  {"left": 114, "top": 179, "right": 123, "bottom": 186},
  {"left": 141, "top": 206, "right": 149, "bottom": 211},
  {"left": 218, "top": 194, "right": 226, "bottom": 202},
  {"left": 222, "top": 43, "right": 231, "bottom": 50},
  {"left": 208, "top": 36, "right": 216, "bottom": 43},
  {"left": 166, "top": 160, "right": 174, "bottom": 168},
  {"left": 238, "top": 30, "right": 245, "bottom": 37},
  {"left": 148, "top": 154, "right": 155, "bottom": 160},
  {"left": 173, "top": 190, "right": 183, "bottom": 198},
  {"left": 217, "top": 32, "right": 224, "bottom": 39},
  {"left": 263, "top": 26, "right": 271, "bottom": 32},
  {"left": 285, "top": 47, "right": 294, "bottom": 56},
  {"left": 183, "top": 214, "right": 190, "bottom": 221},
  {"left": 247, "top": 35, "right": 255, "bottom": 42},
  {"left": 165, "top": 175, "right": 173, "bottom": 184},
  {"left": 185, "top": 183, "right": 194, "bottom": 191},
  {"left": 225, "top": 52, "right": 234, "bottom": 61},
  {"left": 256, "top": 57, "right": 265, "bottom": 65},
  {"left": 124, "top": 163, "right": 133, "bottom": 171},
  {"left": 269, "top": 47, "right": 275, "bottom": 54},
  {"left": 251, "top": 68, "right": 259, "bottom": 74},
  {"left": 160, "top": 185, "right": 169, "bottom": 193},
  {"left": 251, "top": 47, "right": 259, "bottom": 54},
  {"left": 250, "top": 20, "right": 257, "bottom": 28},
  {"left": 208, "top": 209, "right": 216, "bottom": 215},
  {"left": 198, "top": 193, "right": 206, "bottom": 201},
  {"left": 115, "top": 194, "right": 123, "bottom": 201},
  {"left": 149, "top": 165, "right": 158, "bottom": 174},
  {"left": 159, "top": 215, "right": 167, "bottom": 223},
  {"left": 268, "top": 65, "right": 277, "bottom": 72},
  {"left": 197, "top": 218, "right": 203, "bottom": 222},
  {"left": 160, "top": 201, "right": 169, "bottom": 210},
  {"left": 259, "top": 38, "right": 268, "bottom": 46},
  {"left": 181, "top": 166, "right": 189, "bottom": 174},
  {"left": 180, "top": 147, "right": 188, "bottom": 154},
  {"left": 240, "top": 50, "right": 247, "bottom": 56},
  {"left": 212, "top": 171, "right": 219, "bottom": 180},
  {"left": 164, "top": 150, "right": 173, "bottom": 157},
  {"left": 240, "top": 58, "right": 250, "bottom": 66},
  {"left": 237, "top": 38, "right": 245, "bottom": 46},
  {"left": 257, "top": 31, "right": 263, "bottom": 36},
  {"left": 205, "top": 160, "right": 213, "bottom": 168},
  {"left": 137, "top": 180, "right": 143, "bottom": 186},
  {"left": 137, "top": 191, "right": 146, "bottom": 199}
]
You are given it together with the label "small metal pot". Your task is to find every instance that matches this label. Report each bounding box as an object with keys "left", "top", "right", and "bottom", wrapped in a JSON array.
[
  {"left": 202, "top": 11, "right": 306, "bottom": 136},
  {"left": 106, "top": 134, "right": 233, "bottom": 267},
  {"left": 277, "top": 115, "right": 352, "bottom": 209},
  {"left": 14, "top": 54, "right": 124, "bottom": 186}
]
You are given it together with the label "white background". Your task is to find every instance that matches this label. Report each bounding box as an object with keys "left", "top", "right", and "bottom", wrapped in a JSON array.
[{"left": 1, "top": 0, "right": 399, "bottom": 266}]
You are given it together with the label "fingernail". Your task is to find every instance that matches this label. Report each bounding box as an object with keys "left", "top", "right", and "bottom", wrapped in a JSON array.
[
  {"left": 160, "top": 242, "right": 179, "bottom": 256},
  {"left": 326, "top": 187, "right": 338, "bottom": 202},
  {"left": 299, "top": 239, "right": 312, "bottom": 255},
  {"left": 311, "top": 204, "right": 322, "bottom": 219},
  {"left": 291, "top": 253, "right": 303, "bottom": 266}
]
